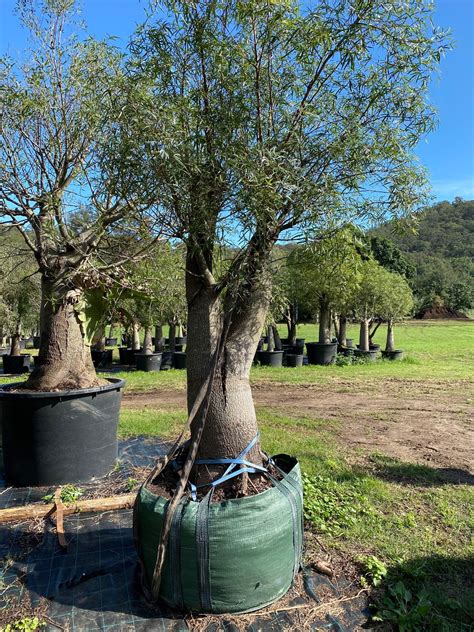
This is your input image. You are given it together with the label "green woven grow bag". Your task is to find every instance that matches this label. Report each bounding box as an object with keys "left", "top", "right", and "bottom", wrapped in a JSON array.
[{"left": 135, "top": 454, "right": 303, "bottom": 614}]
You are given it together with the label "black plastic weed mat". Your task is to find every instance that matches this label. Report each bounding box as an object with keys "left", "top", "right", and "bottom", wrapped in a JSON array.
[{"left": 0, "top": 437, "right": 369, "bottom": 631}]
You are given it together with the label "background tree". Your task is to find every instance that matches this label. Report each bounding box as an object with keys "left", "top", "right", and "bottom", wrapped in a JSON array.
[
  {"left": 289, "top": 228, "right": 362, "bottom": 344},
  {"left": 0, "top": 0, "right": 151, "bottom": 390},
  {"left": 353, "top": 260, "right": 390, "bottom": 351},
  {"left": 378, "top": 272, "right": 414, "bottom": 352}
]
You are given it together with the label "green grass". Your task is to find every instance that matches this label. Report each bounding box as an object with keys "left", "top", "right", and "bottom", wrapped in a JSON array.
[{"left": 117, "top": 404, "right": 474, "bottom": 630}]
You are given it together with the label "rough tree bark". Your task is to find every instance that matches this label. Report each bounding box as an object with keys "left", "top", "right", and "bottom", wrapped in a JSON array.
[
  {"left": 24, "top": 277, "right": 99, "bottom": 390},
  {"left": 385, "top": 318, "right": 395, "bottom": 352},
  {"left": 318, "top": 299, "right": 331, "bottom": 344},
  {"left": 272, "top": 324, "right": 282, "bottom": 350},
  {"left": 285, "top": 303, "right": 298, "bottom": 345},
  {"left": 168, "top": 322, "right": 176, "bottom": 352},
  {"left": 359, "top": 318, "right": 370, "bottom": 352}
]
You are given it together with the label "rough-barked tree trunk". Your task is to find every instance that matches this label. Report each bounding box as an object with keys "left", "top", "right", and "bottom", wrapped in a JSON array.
[
  {"left": 266, "top": 324, "right": 275, "bottom": 352},
  {"left": 338, "top": 316, "right": 348, "bottom": 346},
  {"left": 154, "top": 324, "right": 164, "bottom": 353},
  {"left": 385, "top": 319, "right": 395, "bottom": 352},
  {"left": 359, "top": 317, "right": 370, "bottom": 352},
  {"left": 318, "top": 299, "right": 331, "bottom": 344},
  {"left": 25, "top": 277, "right": 98, "bottom": 390},
  {"left": 186, "top": 250, "right": 271, "bottom": 473},
  {"left": 143, "top": 326, "right": 153, "bottom": 354}
]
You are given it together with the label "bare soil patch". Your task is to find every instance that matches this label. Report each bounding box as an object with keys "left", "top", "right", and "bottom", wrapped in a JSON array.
[{"left": 123, "top": 379, "right": 473, "bottom": 479}]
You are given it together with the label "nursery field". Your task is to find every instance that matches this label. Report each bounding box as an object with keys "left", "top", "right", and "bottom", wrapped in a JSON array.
[{"left": 1, "top": 320, "right": 472, "bottom": 629}]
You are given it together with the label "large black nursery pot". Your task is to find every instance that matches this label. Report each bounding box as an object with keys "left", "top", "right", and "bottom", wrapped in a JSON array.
[
  {"left": 2, "top": 354, "right": 31, "bottom": 374},
  {"left": 345, "top": 338, "right": 354, "bottom": 348},
  {"left": 173, "top": 351, "right": 187, "bottom": 369},
  {"left": 135, "top": 353, "right": 162, "bottom": 372},
  {"left": 354, "top": 349, "right": 377, "bottom": 362},
  {"left": 136, "top": 454, "right": 303, "bottom": 614},
  {"left": 0, "top": 377, "right": 125, "bottom": 487},
  {"left": 381, "top": 349, "right": 404, "bottom": 361},
  {"left": 91, "top": 348, "right": 113, "bottom": 368},
  {"left": 256, "top": 350, "right": 284, "bottom": 367},
  {"left": 119, "top": 347, "right": 139, "bottom": 365},
  {"left": 285, "top": 353, "right": 304, "bottom": 367},
  {"left": 306, "top": 342, "right": 337, "bottom": 365}
]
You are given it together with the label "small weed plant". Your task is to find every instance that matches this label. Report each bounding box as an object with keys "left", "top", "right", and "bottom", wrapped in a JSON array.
[
  {"left": 2, "top": 617, "right": 45, "bottom": 631},
  {"left": 42, "top": 485, "right": 83, "bottom": 504}
]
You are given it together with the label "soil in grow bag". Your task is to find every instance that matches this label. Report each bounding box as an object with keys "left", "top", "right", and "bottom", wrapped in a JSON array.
[{"left": 135, "top": 445, "right": 303, "bottom": 614}]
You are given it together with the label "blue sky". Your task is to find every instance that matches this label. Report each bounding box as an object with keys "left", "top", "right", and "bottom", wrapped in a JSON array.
[{"left": 1, "top": 0, "right": 473, "bottom": 203}]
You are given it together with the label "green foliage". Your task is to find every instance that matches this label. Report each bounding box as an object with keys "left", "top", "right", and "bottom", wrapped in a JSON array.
[
  {"left": 378, "top": 271, "right": 414, "bottom": 322},
  {"left": 369, "top": 236, "right": 415, "bottom": 279},
  {"left": 2, "top": 617, "right": 45, "bottom": 631},
  {"left": 42, "top": 485, "right": 83, "bottom": 504}
]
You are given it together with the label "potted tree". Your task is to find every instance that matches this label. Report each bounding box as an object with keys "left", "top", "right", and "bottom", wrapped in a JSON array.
[
  {"left": 119, "top": 0, "right": 446, "bottom": 613},
  {"left": 379, "top": 272, "right": 414, "bottom": 360},
  {"left": 290, "top": 228, "right": 361, "bottom": 365},
  {"left": 0, "top": 2, "right": 149, "bottom": 486},
  {"left": 353, "top": 260, "right": 390, "bottom": 361}
]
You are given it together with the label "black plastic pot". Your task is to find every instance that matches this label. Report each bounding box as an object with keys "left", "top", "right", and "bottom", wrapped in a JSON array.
[
  {"left": 176, "top": 336, "right": 187, "bottom": 346},
  {"left": 345, "top": 338, "right": 354, "bottom": 348},
  {"left": 173, "top": 351, "right": 187, "bottom": 369},
  {"left": 354, "top": 349, "right": 377, "bottom": 362},
  {"left": 0, "top": 378, "right": 125, "bottom": 486},
  {"left": 342, "top": 348, "right": 355, "bottom": 357},
  {"left": 105, "top": 337, "right": 118, "bottom": 347},
  {"left": 286, "top": 354, "right": 304, "bottom": 368},
  {"left": 369, "top": 343, "right": 380, "bottom": 351},
  {"left": 91, "top": 349, "right": 113, "bottom": 368},
  {"left": 118, "top": 347, "right": 139, "bottom": 365},
  {"left": 2, "top": 355, "right": 30, "bottom": 374},
  {"left": 135, "top": 353, "right": 162, "bottom": 372},
  {"left": 381, "top": 349, "right": 404, "bottom": 361},
  {"left": 160, "top": 350, "right": 174, "bottom": 370},
  {"left": 306, "top": 342, "right": 337, "bottom": 365},
  {"left": 256, "top": 350, "right": 284, "bottom": 367}
]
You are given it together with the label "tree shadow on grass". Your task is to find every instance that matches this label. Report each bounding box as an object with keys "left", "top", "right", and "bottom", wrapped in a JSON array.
[
  {"left": 371, "top": 555, "right": 474, "bottom": 631},
  {"left": 368, "top": 454, "right": 474, "bottom": 486}
]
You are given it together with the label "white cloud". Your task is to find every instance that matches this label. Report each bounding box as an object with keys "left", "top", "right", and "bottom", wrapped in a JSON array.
[{"left": 431, "top": 176, "right": 474, "bottom": 200}]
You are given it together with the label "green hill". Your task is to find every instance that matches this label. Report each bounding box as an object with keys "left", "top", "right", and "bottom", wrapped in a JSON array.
[{"left": 372, "top": 198, "right": 474, "bottom": 312}]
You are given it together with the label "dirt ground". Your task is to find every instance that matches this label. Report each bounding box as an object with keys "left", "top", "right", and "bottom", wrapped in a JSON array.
[{"left": 122, "top": 379, "right": 474, "bottom": 483}]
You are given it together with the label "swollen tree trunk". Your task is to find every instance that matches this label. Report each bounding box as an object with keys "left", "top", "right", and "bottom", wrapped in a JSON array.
[
  {"left": 25, "top": 277, "right": 98, "bottom": 391},
  {"left": 318, "top": 299, "right": 331, "bottom": 344},
  {"left": 385, "top": 319, "right": 395, "bottom": 352},
  {"left": 131, "top": 322, "right": 141, "bottom": 351},
  {"left": 267, "top": 325, "right": 275, "bottom": 352},
  {"left": 10, "top": 322, "right": 22, "bottom": 357},
  {"left": 108, "top": 324, "right": 114, "bottom": 339},
  {"left": 186, "top": 250, "right": 271, "bottom": 473},
  {"left": 272, "top": 324, "right": 282, "bottom": 351},
  {"left": 286, "top": 303, "right": 298, "bottom": 345},
  {"left": 359, "top": 318, "right": 370, "bottom": 352},
  {"left": 143, "top": 327, "right": 153, "bottom": 354},
  {"left": 338, "top": 316, "right": 348, "bottom": 346},
  {"left": 154, "top": 324, "right": 164, "bottom": 353}
]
